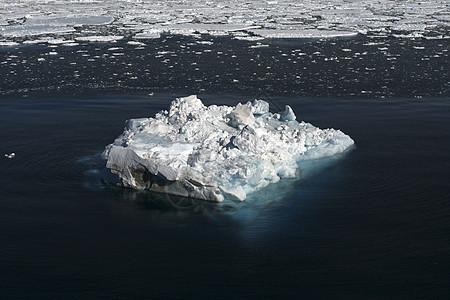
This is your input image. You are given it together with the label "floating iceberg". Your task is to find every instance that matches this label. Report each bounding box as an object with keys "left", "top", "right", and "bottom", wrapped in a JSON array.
[{"left": 102, "top": 95, "right": 354, "bottom": 202}]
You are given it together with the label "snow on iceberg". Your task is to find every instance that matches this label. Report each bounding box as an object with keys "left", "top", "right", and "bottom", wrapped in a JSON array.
[{"left": 102, "top": 95, "right": 354, "bottom": 202}]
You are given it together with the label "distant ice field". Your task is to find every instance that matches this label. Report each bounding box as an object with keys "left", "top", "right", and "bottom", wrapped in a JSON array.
[{"left": 0, "top": 0, "right": 448, "bottom": 46}]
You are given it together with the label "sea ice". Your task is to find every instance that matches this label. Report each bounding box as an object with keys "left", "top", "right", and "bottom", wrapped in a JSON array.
[
  {"left": 0, "top": 24, "right": 76, "bottom": 37},
  {"left": 102, "top": 95, "right": 354, "bottom": 202},
  {"left": 248, "top": 29, "right": 359, "bottom": 39},
  {"left": 0, "top": 0, "right": 447, "bottom": 44},
  {"left": 75, "top": 36, "right": 124, "bottom": 43}
]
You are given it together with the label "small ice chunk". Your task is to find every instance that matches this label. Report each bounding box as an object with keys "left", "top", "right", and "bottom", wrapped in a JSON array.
[
  {"left": 125, "top": 118, "right": 149, "bottom": 131},
  {"left": 229, "top": 103, "right": 255, "bottom": 128},
  {"left": 248, "top": 99, "right": 269, "bottom": 115},
  {"left": 280, "top": 105, "right": 296, "bottom": 121},
  {"left": 220, "top": 185, "right": 247, "bottom": 201},
  {"left": 4, "top": 152, "right": 15, "bottom": 159}
]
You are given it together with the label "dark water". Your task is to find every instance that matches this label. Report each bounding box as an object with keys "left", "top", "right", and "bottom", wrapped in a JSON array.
[
  {"left": 1, "top": 94, "right": 449, "bottom": 298},
  {"left": 0, "top": 35, "right": 448, "bottom": 98},
  {"left": 1, "top": 35, "right": 450, "bottom": 298}
]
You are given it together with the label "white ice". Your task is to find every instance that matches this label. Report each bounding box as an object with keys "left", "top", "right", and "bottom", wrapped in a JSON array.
[
  {"left": 249, "top": 29, "right": 359, "bottom": 39},
  {"left": 75, "top": 35, "right": 124, "bottom": 43},
  {"left": 0, "top": 0, "right": 448, "bottom": 44},
  {"left": 1, "top": 24, "right": 76, "bottom": 37},
  {"left": 102, "top": 95, "right": 354, "bottom": 202},
  {"left": 4, "top": 152, "right": 15, "bottom": 159}
]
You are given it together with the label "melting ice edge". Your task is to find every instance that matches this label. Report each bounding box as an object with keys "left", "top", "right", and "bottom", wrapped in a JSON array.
[{"left": 102, "top": 95, "right": 354, "bottom": 202}]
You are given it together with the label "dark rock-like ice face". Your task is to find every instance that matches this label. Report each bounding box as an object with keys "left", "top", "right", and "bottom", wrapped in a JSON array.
[{"left": 102, "top": 95, "right": 354, "bottom": 202}]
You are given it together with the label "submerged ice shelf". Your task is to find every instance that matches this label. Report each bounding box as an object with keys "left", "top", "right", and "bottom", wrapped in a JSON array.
[{"left": 102, "top": 95, "right": 354, "bottom": 202}]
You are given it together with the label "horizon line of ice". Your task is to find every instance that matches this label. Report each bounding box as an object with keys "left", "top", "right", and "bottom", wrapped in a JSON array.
[{"left": 102, "top": 95, "right": 354, "bottom": 202}]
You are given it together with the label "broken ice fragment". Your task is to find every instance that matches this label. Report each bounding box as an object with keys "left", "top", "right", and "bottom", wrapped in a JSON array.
[
  {"left": 228, "top": 103, "right": 255, "bottom": 128},
  {"left": 4, "top": 152, "right": 15, "bottom": 159},
  {"left": 280, "top": 105, "right": 296, "bottom": 121}
]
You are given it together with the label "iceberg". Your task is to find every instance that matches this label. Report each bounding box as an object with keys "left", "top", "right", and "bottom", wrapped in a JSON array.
[{"left": 102, "top": 95, "right": 354, "bottom": 202}]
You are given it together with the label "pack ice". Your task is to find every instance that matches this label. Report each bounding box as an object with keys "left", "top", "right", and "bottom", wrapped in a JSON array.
[{"left": 102, "top": 95, "right": 354, "bottom": 202}]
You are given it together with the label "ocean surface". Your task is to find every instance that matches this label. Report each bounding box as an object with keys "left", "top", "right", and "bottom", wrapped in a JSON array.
[{"left": 1, "top": 35, "right": 449, "bottom": 298}]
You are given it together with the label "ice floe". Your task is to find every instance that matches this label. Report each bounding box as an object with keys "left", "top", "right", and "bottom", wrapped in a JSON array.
[
  {"left": 75, "top": 35, "right": 124, "bottom": 43},
  {"left": 249, "top": 29, "right": 359, "bottom": 39},
  {"left": 102, "top": 95, "right": 354, "bottom": 202}
]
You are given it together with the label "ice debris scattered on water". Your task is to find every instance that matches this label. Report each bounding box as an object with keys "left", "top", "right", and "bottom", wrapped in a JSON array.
[
  {"left": 102, "top": 95, "right": 354, "bottom": 202},
  {"left": 4, "top": 153, "right": 15, "bottom": 159}
]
